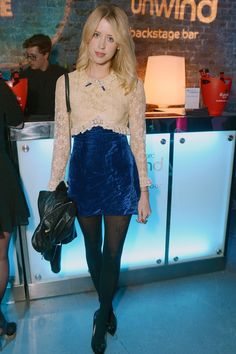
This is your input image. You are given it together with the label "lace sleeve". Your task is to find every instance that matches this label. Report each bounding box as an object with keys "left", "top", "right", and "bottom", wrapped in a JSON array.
[
  {"left": 129, "top": 79, "right": 151, "bottom": 188},
  {"left": 48, "top": 75, "right": 71, "bottom": 191}
]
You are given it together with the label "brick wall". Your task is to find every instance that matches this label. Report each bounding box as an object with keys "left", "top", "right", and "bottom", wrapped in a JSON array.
[{"left": 0, "top": 0, "right": 235, "bottom": 111}]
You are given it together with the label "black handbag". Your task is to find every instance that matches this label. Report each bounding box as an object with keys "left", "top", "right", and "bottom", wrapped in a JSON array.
[{"left": 31, "top": 181, "right": 77, "bottom": 253}]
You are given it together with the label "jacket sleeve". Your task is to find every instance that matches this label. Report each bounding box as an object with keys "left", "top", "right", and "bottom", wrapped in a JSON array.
[
  {"left": 128, "top": 79, "right": 151, "bottom": 188},
  {"left": 48, "top": 75, "right": 71, "bottom": 191}
]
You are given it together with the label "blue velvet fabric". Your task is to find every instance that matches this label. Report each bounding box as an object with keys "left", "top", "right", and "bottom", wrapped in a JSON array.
[{"left": 68, "top": 127, "right": 140, "bottom": 216}]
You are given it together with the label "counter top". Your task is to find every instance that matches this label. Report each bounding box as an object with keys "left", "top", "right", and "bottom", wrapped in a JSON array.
[
  {"left": 9, "top": 112, "right": 236, "bottom": 141},
  {"left": 145, "top": 111, "right": 236, "bottom": 133},
  {"left": 10, "top": 121, "right": 54, "bottom": 141}
]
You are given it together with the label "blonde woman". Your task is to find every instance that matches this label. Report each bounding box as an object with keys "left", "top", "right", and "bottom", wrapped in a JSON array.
[{"left": 49, "top": 4, "right": 151, "bottom": 353}]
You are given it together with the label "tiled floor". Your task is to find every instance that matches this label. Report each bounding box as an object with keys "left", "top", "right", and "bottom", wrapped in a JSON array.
[{"left": 2, "top": 234, "right": 236, "bottom": 354}]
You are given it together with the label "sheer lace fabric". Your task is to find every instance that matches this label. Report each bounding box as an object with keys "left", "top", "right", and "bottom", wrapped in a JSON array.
[{"left": 48, "top": 70, "right": 151, "bottom": 190}]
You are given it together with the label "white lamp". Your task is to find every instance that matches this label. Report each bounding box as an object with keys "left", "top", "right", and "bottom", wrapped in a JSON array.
[{"left": 144, "top": 55, "right": 186, "bottom": 113}]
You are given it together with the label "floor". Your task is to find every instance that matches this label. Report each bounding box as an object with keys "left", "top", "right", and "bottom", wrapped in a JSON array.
[{"left": 2, "top": 228, "right": 236, "bottom": 353}]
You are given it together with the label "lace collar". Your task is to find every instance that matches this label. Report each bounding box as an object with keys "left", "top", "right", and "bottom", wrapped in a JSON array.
[{"left": 79, "top": 70, "right": 117, "bottom": 91}]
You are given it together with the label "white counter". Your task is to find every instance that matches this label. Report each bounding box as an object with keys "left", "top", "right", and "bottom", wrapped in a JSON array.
[{"left": 9, "top": 122, "right": 235, "bottom": 300}]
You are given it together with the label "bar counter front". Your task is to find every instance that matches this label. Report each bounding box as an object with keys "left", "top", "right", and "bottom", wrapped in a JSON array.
[{"left": 8, "top": 115, "right": 236, "bottom": 302}]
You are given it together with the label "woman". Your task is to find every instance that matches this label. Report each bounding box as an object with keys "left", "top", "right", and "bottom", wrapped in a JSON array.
[
  {"left": 0, "top": 79, "right": 29, "bottom": 339},
  {"left": 49, "top": 4, "right": 151, "bottom": 353}
]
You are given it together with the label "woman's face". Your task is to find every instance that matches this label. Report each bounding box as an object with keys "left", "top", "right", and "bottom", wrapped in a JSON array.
[{"left": 88, "top": 18, "right": 118, "bottom": 67}]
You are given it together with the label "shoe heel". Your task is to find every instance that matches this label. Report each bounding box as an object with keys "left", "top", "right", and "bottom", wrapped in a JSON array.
[
  {"left": 107, "top": 312, "right": 117, "bottom": 336},
  {"left": 107, "top": 326, "right": 116, "bottom": 336}
]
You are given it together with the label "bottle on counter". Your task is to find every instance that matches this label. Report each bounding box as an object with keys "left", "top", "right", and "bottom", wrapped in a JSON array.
[
  {"left": 199, "top": 68, "right": 210, "bottom": 84},
  {"left": 10, "top": 71, "right": 20, "bottom": 86},
  {"left": 220, "top": 71, "right": 225, "bottom": 83},
  {"left": 6, "top": 70, "right": 28, "bottom": 112}
]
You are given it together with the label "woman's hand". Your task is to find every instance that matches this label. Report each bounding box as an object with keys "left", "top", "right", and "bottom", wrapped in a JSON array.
[{"left": 137, "top": 190, "right": 151, "bottom": 224}]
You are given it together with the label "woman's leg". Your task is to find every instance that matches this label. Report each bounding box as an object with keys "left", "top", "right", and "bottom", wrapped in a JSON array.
[
  {"left": 0, "top": 231, "right": 17, "bottom": 337},
  {"left": 77, "top": 215, "right": 103, "bottom": 297},
  {"left": 100, "top": 215, "right": 131, "bottom": 312},
  {"left": 0, "top": 232, "right": 11, "bottom": 305},
  {"left": 93, "top": 215, "right": 131, "bottom": 347}
]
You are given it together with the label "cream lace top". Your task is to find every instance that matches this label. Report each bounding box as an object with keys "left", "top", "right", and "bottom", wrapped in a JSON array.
[{"left": 48, "top": 69, "right": 151, "bottom": 190}]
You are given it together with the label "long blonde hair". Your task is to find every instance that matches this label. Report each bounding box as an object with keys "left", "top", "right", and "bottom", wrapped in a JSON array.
[{"left": 76, "top": 4, "right": 137, "bottom": 94}]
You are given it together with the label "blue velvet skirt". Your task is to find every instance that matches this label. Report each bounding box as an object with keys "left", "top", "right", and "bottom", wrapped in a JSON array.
[{"left": 68, "top": 127, "right": 140, "bottom": 216}]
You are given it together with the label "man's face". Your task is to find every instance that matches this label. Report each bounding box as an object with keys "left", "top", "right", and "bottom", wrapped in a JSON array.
[{"left": 24, "top": 46, "right": 49, "bottom": 71}]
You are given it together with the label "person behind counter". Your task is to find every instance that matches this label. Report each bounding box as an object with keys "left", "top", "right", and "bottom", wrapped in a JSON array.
[
  {"left": 48, "top": 4, "right": 151, "bottom": 353},
  {"left": 0, "top": 79, "right": 30, "bottom": 339},
  {"left": 20, "top": 34, "right": 67, "bottom": 120}
]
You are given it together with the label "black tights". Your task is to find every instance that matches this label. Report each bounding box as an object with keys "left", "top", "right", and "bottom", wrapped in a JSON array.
[{"left": 77, "top": 215, "right": 131, "bottom": 320}]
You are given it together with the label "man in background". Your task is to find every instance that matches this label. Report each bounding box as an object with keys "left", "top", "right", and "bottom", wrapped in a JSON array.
[{"left": 20, "top": 34, "right": 67, "bottom": 120}]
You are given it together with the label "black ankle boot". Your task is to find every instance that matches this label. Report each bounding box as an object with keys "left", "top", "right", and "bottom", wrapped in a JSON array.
[
  {"left": 91, "top": 310, "right": 107, "bottom": 354},
  {"left": 94, "top": 309, "right": 117, "bottom": 336},
  {"left": 0, "top": 310, "right": 17, "bottom": 338}
]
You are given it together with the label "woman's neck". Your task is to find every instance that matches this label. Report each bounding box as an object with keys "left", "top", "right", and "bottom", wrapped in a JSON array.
[{"left": 87, "top": 63, "right": 111, "bottom": 80}]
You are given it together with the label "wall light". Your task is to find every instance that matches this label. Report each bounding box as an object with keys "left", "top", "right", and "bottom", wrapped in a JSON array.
[{"left": 144, "top": 55, "right": 186, "bottom": 112}]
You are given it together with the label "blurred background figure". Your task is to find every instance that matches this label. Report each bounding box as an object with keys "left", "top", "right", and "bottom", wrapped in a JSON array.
[
  {"left": 20, "top": 34, "right": 67, "bottom": 120},
  {"left": 0, "top": 79, "right": 29, "bottom": 339}
]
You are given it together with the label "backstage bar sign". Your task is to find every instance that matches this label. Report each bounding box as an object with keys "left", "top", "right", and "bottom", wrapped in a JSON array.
[
  {"left": 0, "top": 0, "right": 72, "bottom": 69},
  {"left": 130, "top": 0, "right": 219, "bottom": 41}
]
